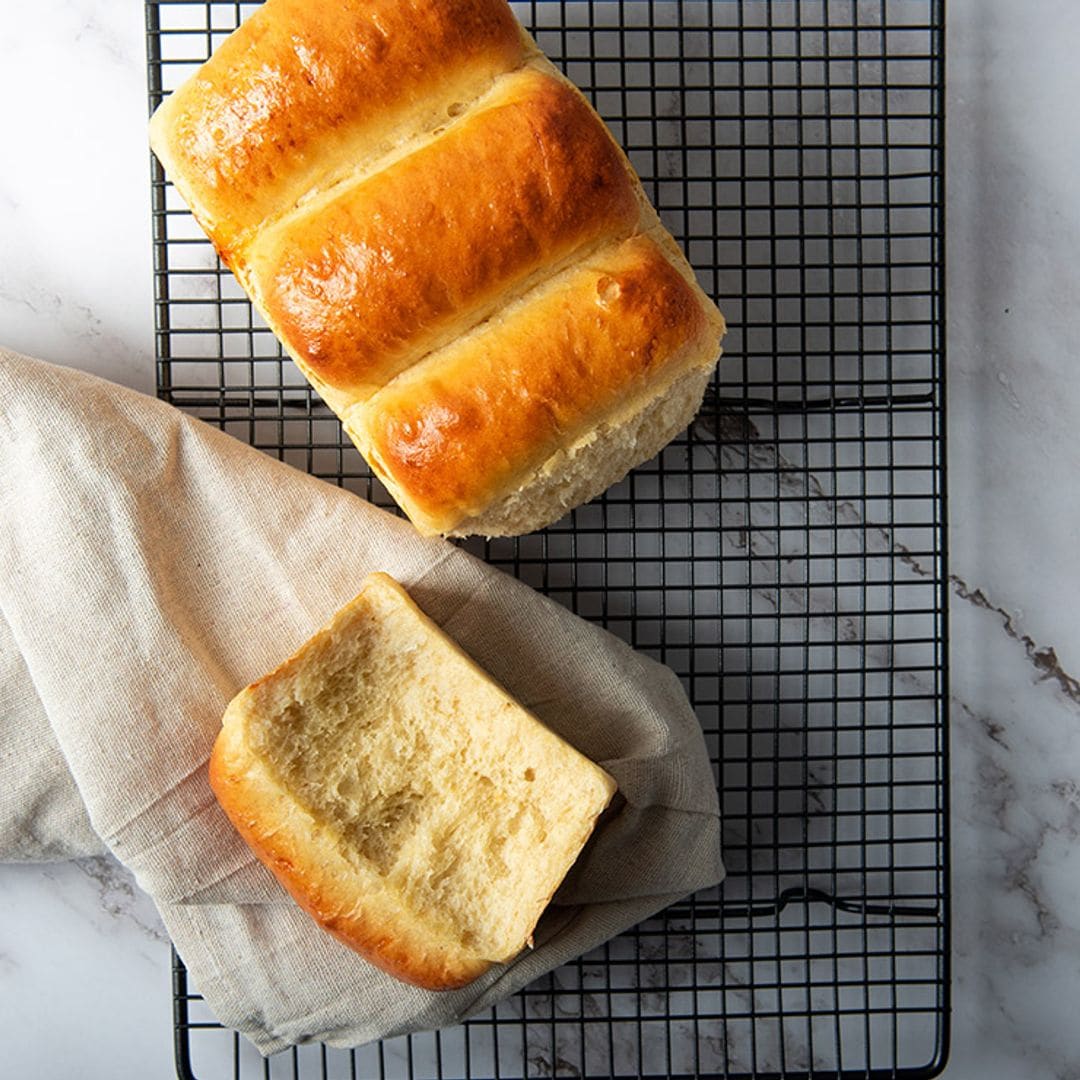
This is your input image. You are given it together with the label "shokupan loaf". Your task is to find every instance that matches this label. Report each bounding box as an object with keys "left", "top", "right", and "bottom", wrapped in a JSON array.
[
  {"left": 150, "top": 0, "right": 726, "bottom": 536},
  {"left": 209, "top": 573, "right": 618, "bottom": 990}
]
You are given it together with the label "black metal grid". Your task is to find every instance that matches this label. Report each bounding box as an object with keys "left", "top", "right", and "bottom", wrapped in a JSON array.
[{"left": 147, "top": 1, "right": 948, "bottom": 1076}]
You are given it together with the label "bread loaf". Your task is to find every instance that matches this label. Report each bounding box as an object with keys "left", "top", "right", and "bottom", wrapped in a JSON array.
[
  {"left": 151, "top": 0, "right": 726, "bottom": 536},
  {"left": 209, "top": 573, "right": 617, "bottom": 990}
]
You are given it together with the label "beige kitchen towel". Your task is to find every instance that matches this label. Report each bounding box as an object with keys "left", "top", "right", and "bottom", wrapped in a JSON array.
[
  {"left": 0, "top": 608, "right": 105, "bottom": 860},
  {"left": 0, "top": 348, "right": 723, "bottom": 1054}
]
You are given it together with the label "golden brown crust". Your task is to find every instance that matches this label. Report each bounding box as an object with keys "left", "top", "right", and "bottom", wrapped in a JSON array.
[
  {"left": 149, "top": 0, "right": 530, "bottom": 260},
  {"left": 347, "top": 235, "right": 714, "bottom": 535},
  {"left": 210, "top": 703, "right": 492, "bottom": 990},
  {"left": 247, "top": 69, "right": 641, "bottom": 400},
  {"left": 151, "top": 0, "right": 728, "bottom": 536}
]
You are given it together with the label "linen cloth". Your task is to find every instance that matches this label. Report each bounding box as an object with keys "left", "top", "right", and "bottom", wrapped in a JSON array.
[{"left": 0, "top": 348, "right": 723, "bottom": 1054}]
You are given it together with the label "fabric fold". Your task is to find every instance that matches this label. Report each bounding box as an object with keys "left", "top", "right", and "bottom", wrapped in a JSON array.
[{"left": 0, "top": 348, "right": 723, "bottom": 1052}]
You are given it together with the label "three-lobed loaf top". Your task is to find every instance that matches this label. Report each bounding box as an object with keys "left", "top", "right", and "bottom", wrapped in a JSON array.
[
  {"left": 209, "top": 573, "right": 618, "bottom": 990},
  {"left": 150, "top": 0, "right": 726, "bottom": 536}
]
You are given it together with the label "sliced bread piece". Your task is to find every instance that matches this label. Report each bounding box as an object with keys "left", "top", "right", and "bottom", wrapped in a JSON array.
[{"left": 209, "top": 572, "right": 617, "bottom": 989}]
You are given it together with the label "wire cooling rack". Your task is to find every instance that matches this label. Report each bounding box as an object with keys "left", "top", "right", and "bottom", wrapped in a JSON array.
[{"left": 147, "top": 1, "right": 948, "bottom": 1076}]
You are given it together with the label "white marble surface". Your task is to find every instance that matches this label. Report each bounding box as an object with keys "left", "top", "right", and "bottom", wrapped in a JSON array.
[{"left": 2, "top": 1, "right": 1080, "bottom": 1078}]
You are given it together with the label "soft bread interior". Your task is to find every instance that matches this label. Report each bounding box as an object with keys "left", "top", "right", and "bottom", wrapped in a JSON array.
[
  {"left": 212, "top": 574, "right": 616, "bottom": 984},
  {"left": 449, "top": 365, "right": 714, "bottom": 538}
]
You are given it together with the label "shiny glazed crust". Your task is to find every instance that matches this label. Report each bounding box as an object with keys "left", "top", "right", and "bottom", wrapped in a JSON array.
[
  {"left": 151, "top": 0, "right": 727, "bottom": 536},
  {"left": 347, "top": 235, "right": 717, "bottom": 535},
  {"left": 246, "top": 69, "right": 641, "bottom": 401},
  {"left": 148, "top": 0, "right": 531, "bottom": 261}
]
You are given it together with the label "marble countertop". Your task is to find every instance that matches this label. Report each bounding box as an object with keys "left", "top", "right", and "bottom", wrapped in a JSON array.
[{"left": 3, "top": 1, "right": 1079, "bottom": 1077}]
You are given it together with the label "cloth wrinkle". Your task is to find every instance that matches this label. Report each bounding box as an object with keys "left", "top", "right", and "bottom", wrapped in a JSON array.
[{"left": 0, "top": 349, "right": 724, "bottom": 1055}]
